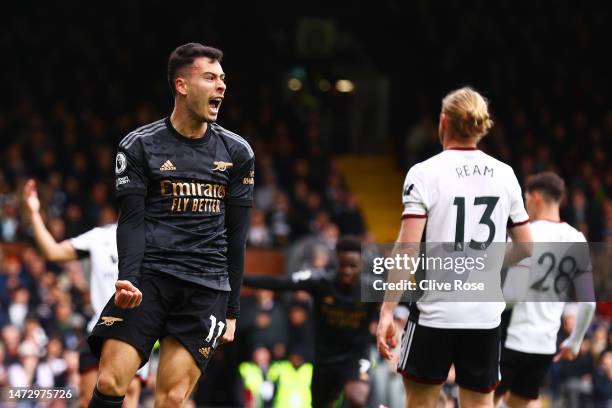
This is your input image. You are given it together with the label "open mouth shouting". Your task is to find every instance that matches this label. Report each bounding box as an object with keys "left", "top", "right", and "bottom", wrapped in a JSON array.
[{"left": 208, "top": 96, "right": 223, "bottom": 116}]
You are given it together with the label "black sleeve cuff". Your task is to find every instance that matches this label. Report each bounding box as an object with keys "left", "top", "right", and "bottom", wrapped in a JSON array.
[{"left": 226, "top": 309, "right": 240, "bottom": 319}]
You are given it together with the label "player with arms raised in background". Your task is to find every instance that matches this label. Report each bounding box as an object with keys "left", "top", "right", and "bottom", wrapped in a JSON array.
[
  {"left": 22, "top": 180, "right": 149, "bottom": 408},
  {"left": 495, "top": 172, "right": 596, "bottom": 408},
  {"left": 377, "top": 87, "right": 533, "bottom": 408},
  {"left": 87, "top": 43, "right": 254, "bottom": 408},
  {"left": 243, "top": 237, "right": 378, "bottom": 408}
]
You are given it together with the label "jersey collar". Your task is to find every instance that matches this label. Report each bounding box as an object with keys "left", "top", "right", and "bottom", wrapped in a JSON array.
[{"left": 165, "top": 117, "right": 212, "bottom": 146}]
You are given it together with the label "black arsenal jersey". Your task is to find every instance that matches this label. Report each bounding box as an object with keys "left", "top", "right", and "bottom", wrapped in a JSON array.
[
  {"left": 243, "top": 270, "right": 378, "bottom": 363},
  {"left": 115, "top": 118, "right": 254, "bottom": 290}
]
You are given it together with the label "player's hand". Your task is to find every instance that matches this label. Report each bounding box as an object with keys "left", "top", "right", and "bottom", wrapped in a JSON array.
[
  {"left": 220, "top": 318, "right": 236, "bottom": 344},
  {"left": 554, "top": 346, "right": 577, "bottom": 362},
  {"left": 114, "top": 280, "right": 142, "bottom": 309},
  {"left": 23, "top": 179, "right": 41, "bottom": 214},
  {"left": 377, "top": 306, "right": 397, "bottom": 360}
]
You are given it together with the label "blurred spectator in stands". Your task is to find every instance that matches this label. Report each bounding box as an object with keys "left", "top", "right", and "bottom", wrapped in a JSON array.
[
  {"left": 248, "top": 209, "right": 273, "bottom": 248},
  {"left": 8, "top": 339, "right": 39, "bottom": 387},
  {"left": 239, "top": 345, "right": 275, "bottom": 408},
  {"left": 63, "top": 348, "right": 80, "bottom": 391},
  {"left": 2, "top": 324, "right": 21, "bottom": 365},
  {"left": 592, "top": 349, "right": 612, "bottom": 408},
  {"left": 309, "top": 211, "right": 332, "bottom": 237},
  {"left": 324, "top": 173, "right": 346, "bottom": 210},
  {"left": 255, "top": 171, "right": 279, "bottom": 212},
  {"left": 64, "top": 202, "right": 87, "bottom": 237},
  {"left": 269, "top": 191, "right": 300, "bottom": 246},
  {"left": 0, "top": 342, "right": 7, "bottom": 386},
  {"left": 50, "top": 299, "right": 81, "bottom": 349},
  {"left": 23, "top": 317, "right": 48, "bottom": 356},
  {"left": 286, "top": 301, "right": 314, "bottom": 362},
  {"left": 292, "top": 159, "right": 311, "bottom": 189},
  {"left": 591, "top": 324, "right": 610, "bottom": 361},
  {"left": 1, "top": 198, "right": 19, "bottom": 242},
  {"left": 46, "top": 172, "right": 67, "bottom": 218},
  {"left": 333, "top": 192, "right": 365, "bottom": 236},
  {"left": 403, "top": 113, "right": 438, "bottom": 169},
  {"left": 271, "top": 125, "right": 295, "bottom": 192},
  {"left": 8, "top": 287, "right": 29, "bottom": 329},
  {"left": 286, "top": 222, "right": 339, "bottom": 275},
  {"left": 567, "top": 188, "right": 591, "bottom": 239},
  {"left": 267, "top": 344, "right": 313, "bottom": 408},
  {"left": 240, "top": 289, "right": 289, "bottom": 360},
  {"left": 32, "top": 335, "right": 67, "bottom": 388},
  {"left": 86, "top": 182, "right": 110, "bottom": 227},
  {"left": 1, "top": 255, "right": 28, "bottom": 295},
  {"left": 47, "top": 217, "right": 66, "bottom": 243},
  {"left": 292, "top": 180, "right": 310, "bottom": 215},
  {"left": 304, "top": 192, "right": 323, "bottom": 230}
]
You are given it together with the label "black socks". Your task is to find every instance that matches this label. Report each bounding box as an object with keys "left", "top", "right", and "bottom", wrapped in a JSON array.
[{"left": 88, "top": 387, "right": 125, "bottom": 407}]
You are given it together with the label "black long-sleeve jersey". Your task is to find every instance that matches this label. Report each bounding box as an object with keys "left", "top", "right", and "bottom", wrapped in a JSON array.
[
  {"left": 114, "top": 118, "right": 254, "bottom": 292},
  {"left": 243, "top": 270, "right": 378, "bottom": 364}
]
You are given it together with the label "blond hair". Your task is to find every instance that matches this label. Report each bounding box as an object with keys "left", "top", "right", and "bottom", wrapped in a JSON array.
[{"left": 441, "top": 87, "right": 493, "bottom": 140}]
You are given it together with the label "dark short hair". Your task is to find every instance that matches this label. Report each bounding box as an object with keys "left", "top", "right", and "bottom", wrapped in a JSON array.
[
  {"left": 525, "top": 171, "right": 565, "bottom": 202},
  {"left": 336, "top": 236, "right": 362, "bottom": 253},
  {"left": 167, "top": 43, "right": 223, "bottom": 96}
]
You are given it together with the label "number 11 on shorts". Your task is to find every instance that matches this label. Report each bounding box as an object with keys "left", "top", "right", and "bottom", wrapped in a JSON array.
[{"left": 205, "top": 315, "right": 225, "bottom": 347}]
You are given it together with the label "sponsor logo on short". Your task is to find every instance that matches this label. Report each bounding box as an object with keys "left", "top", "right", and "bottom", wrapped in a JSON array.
[
  {"left": 199, "top": 346, "right": 212, "bottom": 359},
  {"left": 98, "top": 316, "right": 124, "bottom": 326},
  {"left": 115, "top": 152, "right": 127, "bottom": 175},
  {"left": 160, "top": 160, "right": 176, "bottom": 171},
  {"left": 212, "top": 161, "right": 233, "bottom": 171}
]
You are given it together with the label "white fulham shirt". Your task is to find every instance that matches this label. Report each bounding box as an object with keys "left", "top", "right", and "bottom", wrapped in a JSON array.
[
  {"left": 70, "top": 224, "right": 119, "bottom": 332},
  {"left": 401, "top": 148, "right": 529, "bottom": 329},
  {"left": 504, "top": 220, "right": 595, "bottom": 354}
]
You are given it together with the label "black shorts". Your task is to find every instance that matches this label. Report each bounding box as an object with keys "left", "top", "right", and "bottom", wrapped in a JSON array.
[
  {"left": 79, "top": 341, "right": 99, "bottom": 374},
  {"left": 397, "top": 320, "right": 501, "bottom": 393},
  {"left": 495, "top": 347, "right": 554, "bottom": 399},
  {"left": 88, "top": 273, "right": 228, "bottom": 373},
  {"left": 311, "top": 355, "right": 371, "bottom": 407}
]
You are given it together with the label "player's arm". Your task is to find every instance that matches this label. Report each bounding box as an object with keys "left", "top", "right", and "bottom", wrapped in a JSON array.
[
  {"left": 222, "top": 204, "right": 251, "bottom": 344},
  {"left": 504, "top": 223, "right": 533, "bottom": 266},
  {"left": 243, "top": 269, "right": 322, "bottom": 292},
  {"left": 377, "top": 216, "right": 426, "bottom": 360},
  {"left": 378, "top": 165, "right": 428, "bottom": 359},
  {"left": 222, "top": 148, "right": 255, "bottom": 344},
  {"left": 113, "top": 139, "right": 148, "bottom": 309},
  {"left": 115, "top": 193, "right": 145, "bottom": 308},
  {"left": 556, "top": 302, "right": 596, "bottom": 361},
  {"left": 23, "top": 179, "right": 78, "bottom": 262}
]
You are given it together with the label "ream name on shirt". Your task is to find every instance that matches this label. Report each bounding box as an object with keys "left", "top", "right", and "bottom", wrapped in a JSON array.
[{"left": 455, "top": 164, "right": 494, "bottom": 179}]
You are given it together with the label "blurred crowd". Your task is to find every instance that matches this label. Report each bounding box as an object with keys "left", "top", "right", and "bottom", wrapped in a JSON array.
[{"left": 1, "top": 1, "right": 612, "bottom": 407}]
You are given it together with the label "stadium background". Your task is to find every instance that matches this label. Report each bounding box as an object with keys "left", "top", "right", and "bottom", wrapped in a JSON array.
[{"left": 1, "top": 1, "right": 611, "bottom": 407}]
